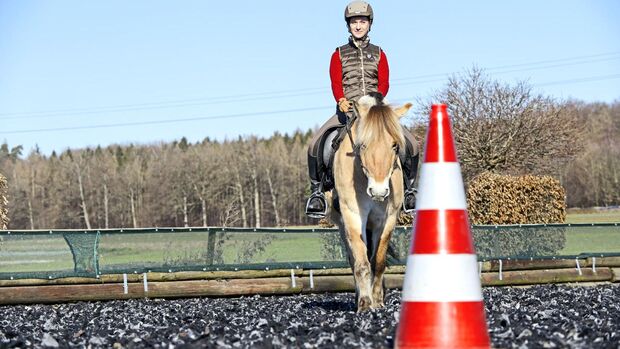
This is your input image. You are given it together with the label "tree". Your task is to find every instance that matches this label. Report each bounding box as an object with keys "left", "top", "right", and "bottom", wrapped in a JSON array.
[
  {"left": 0, "top": 143, "right": 23, "bottom": 166},
  {"left": 0, "top": 171, "right": 8, "bottom": 229},
  {"left": 562, "top": 101, "right": 620, "bottom": 207},
  {"left": 72, "top": 150, "right": 93, "bottom": 229},
  {"left": 115, "top": 146, "right": 150, "bottom": 228},
  {"left": 417, "top": 68, "right": 584, "bottom": 181},
  {"left": 191, "top": 144, "right": 223, "bottom": 227}
]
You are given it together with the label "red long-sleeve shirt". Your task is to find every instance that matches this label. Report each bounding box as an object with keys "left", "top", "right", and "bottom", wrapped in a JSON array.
[{"left": 329, "top": 49, "right": 389, "bottom": 102}]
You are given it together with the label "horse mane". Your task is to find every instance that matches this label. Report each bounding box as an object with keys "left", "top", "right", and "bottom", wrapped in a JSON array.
[{"left": 356, "top": 101, "right": 405, "bottom": 148}]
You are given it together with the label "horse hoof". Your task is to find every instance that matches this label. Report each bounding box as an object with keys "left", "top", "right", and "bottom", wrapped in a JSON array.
[
  {"left": 371, "top": 301, "right": 385, "bottom": 309},
  {"left": 357, "top": 296, "right": 372, "bottom": 312}
]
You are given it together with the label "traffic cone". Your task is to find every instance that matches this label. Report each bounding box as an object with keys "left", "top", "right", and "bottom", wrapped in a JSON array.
[{"left": 394, "top": 104, "right": 491, "bottom": 348}]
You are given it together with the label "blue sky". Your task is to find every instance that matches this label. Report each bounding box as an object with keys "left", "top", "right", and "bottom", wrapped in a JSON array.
[{"left": 1, "top": 0, "right": 619, "bottom": 155}]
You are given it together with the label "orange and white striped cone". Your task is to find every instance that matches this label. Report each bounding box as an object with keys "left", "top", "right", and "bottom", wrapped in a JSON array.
[{"left": 395, "top": 104, "right": 491, "bottom": 349}]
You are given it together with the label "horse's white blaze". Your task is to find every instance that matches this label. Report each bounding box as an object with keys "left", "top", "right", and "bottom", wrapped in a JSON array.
[{"left": 367, "top": 176, "right": 390, "bottom": 201}]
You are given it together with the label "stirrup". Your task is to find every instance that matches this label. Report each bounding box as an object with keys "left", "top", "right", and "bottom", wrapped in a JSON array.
[
  {"left": 305, "top": 192, "right": 327, "bottom": 219},
  {"left": 403, "top": 188, "right": 417, "bottom": 214}
]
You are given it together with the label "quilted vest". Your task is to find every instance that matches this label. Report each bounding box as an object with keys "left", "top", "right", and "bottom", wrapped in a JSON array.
[{"left": 338, "top": 38, "right": 381, "bottom": 102}]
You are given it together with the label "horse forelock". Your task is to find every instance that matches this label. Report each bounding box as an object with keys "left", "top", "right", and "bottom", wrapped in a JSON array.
[{"left": 356, "top": 105, "right": 405, "bottom": 149}]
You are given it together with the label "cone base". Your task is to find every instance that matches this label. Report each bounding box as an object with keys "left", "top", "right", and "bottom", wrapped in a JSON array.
[{"left": 395, "top": 301, "right": 490, "bottom": 349}]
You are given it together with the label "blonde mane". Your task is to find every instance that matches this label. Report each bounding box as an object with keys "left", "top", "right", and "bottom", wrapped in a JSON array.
[{"left": 355, "top": 104, "right": 405, "bottom": 148}]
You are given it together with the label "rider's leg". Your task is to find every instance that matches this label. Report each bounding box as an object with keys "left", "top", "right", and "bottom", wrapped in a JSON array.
[
  {"left": 400, "top": 128, "right": 420, "bottom": 213},
  {"left": 306, "top": 153, "right": 326, "bottom": 218},
  {"left": 306, "top": 113, "right": 342, "bottom": 218}
]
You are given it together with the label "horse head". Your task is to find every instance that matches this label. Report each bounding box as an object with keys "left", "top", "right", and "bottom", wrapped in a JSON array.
[{"left": 354, "top": 93, "right": 412, "bottom": 202}]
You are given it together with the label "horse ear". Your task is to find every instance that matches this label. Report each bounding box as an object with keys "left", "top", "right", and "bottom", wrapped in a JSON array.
[{"left": 394, "top": 103, "right": 413, "bottom": 118}]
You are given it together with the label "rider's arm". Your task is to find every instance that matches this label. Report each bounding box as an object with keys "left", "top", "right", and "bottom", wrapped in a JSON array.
[
  {"left": 378, "top": 49, "right": 389, "bottom": 97},
  {"left": 330, "top": 49, "right": 345, "bottom": 102}
]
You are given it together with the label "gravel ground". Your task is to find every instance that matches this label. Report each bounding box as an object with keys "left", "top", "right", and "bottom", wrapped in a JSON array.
[{"left": 1, "top": 284, "right": 619, "bottom": 348}]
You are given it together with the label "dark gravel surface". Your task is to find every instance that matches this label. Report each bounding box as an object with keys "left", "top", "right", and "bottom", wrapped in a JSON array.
[{"left": 1, "top": 284, "right": 619, "bottom": 348}]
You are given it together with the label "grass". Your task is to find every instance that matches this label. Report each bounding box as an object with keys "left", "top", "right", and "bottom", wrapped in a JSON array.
[
  {"left": 0, "top": 235, "right": 74, "bottom": 272},
  {"left": 250, "top": 233, "right": 325, "bottom": 263},
  {"left": 0, "top": 231, "right": 338, "bottom": 275},
  {"left": 566, "top": 208, "right": 620, "bottom": 223},
  {"left": 560, "top": 209, "right": 620, "bottom": 255},
  {"left": 561, "top": 228, "right": 620, "bottom": 255},
  {"left": 1, "top": 209, "right": 619, "bottom": 276}
]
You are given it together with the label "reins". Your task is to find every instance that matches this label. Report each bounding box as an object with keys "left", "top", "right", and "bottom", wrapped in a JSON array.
[{"left": 346, "top": 102, "right": 360, "bottom": 157}]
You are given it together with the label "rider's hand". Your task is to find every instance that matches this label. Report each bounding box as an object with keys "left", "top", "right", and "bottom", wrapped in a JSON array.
[{"left": 338, "top": 98, "right": 351, "bottom": 113}]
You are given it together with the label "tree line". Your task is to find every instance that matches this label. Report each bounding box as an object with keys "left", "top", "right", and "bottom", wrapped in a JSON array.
[
  {"left": 1, "top": 132, "right": 311, "bottom": 229},
  {"left": 1, "top": 70, "right": 618, "bottom": 229}
]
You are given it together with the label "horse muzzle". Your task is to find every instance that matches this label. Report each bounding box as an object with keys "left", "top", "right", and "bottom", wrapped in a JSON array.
[{"left": 367, "top": 180, "right": 390, "bottom": 201}]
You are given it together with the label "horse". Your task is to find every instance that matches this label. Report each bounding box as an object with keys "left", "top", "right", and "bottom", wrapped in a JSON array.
[{"left": 327, "top": 93, "right": 412, "bottom": 312}]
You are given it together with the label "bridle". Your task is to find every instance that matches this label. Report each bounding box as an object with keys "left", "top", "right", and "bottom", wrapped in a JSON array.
[{"left": 345, "top": 101, "right": 401, "bottom": 178}]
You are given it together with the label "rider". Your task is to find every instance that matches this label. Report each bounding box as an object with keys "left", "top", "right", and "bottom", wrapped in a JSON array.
[{"left": 305, "top": 1, "right": 419, "bottom": 218}]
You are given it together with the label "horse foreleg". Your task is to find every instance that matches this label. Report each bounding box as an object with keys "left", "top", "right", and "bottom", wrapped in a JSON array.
[
  {"left": 341, "top": 208, "right": 373, "bottom": 312},
  {"left": 370, "top": 214, "right": 397, "bottom": 308}
]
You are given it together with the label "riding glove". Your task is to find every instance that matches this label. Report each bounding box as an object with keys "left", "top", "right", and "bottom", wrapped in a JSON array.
[{"left": 338, "top": 98, "right": 351, "bottom": 113}]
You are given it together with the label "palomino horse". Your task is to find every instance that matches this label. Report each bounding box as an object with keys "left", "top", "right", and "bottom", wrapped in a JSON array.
[{"left": 328, "top": 93, "right": 412, "bottom": 312}]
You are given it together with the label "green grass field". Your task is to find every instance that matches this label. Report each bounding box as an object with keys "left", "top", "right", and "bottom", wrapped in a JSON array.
[
  {"left": 561, "top": 208, "right": 620, "bottom": 254},
  {"left": 566, "top": 208, "right": 620, "bottom": 223},
  {"left": 0, "top": 232, "right": 336, "bottom": 274},
  {"left": 561, "top": 227, "right": 620, "bottom": 255},
  {"left": 1, "top": 209, "right": 618, "bottom": 276}
]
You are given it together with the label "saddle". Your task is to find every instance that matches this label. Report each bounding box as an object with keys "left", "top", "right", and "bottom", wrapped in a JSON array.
[
  {"left": 318, "top": 107, "right": 361, "bottom": 193},
  {"left": 318, "top": 125, "right": 348, "bottom": 193}
]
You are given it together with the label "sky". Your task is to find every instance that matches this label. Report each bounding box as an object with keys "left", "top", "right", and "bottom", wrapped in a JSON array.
[{"left": 1, "top": 0, "right": 619, "bottom": 156}]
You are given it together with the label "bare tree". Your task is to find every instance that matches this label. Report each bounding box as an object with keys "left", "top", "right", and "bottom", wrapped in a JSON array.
[
  {"left": 417, "top": 67, "right": 585, "bottom": 181},
  {"left": 0, "top": 171, "right": 8, "bottom": 229},
  {"left": 237, "top": 138, "right": 262, "bottom": 228},
  {"left": 116, "top": 146, "right": 150, "bottom": 228},
  {"left": 191, "top": 145, "right": 222, "bottom": 227},
  {"left": 74, "top": 159, "right": 92, "bottom": 229},
  {"left": 229, "top": 141, "right": 250, "bottom": 228},
  {"left": 261, "top": 136, "right": 291, "bottom": 227},
  {"left": 265, "top": 168, "right": 280, "bottom": 226},
  {"left": 562, "top": 101, "right": 620, "bottom": 207},
  {"left": 168, "top": 146, "right": 195, "bottom": 227},
  {"left": 251, "top": 166, "right": 261, "bottom": 228}
]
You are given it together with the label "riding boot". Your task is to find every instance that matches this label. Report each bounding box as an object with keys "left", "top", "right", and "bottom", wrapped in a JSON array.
[
  {"left": 305, "top": 180, "right": 327, "bottom": 219},
  {"left": 400, "top": 144, "right": 420, "bottom": 214},
  {"left": 403, "top": 182, "right": 417, "bottom": 214}
]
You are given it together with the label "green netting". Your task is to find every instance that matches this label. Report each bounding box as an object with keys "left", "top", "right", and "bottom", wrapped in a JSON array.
[{"left": 1, "top": 224, "right": 619, "bottom": 280}]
